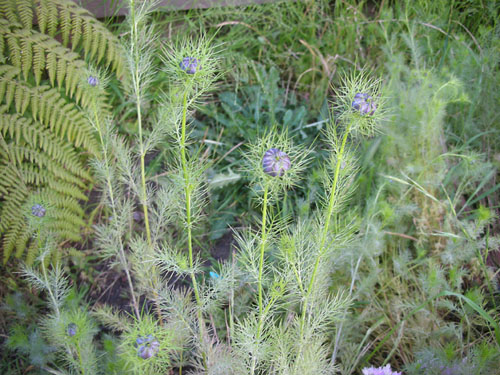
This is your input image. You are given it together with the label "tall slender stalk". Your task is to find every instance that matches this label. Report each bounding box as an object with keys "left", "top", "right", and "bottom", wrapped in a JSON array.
[
  {"left": 92, "top": 102, "right": 140, "bottom": 319},
  {"left": 129, "top": 1, "right": 152, "bottom": 248},
  {"left": 127, "top": 0, "right": 164, "bottom": 324},
  {"left": 250, "top": 183, "right": 270, "bottom": 375},
  {"left": 179, "top": 90, "right": 206, "bottom": 366},
  {"left": 299, "top": 121, "right": 353, "bottom": 335},
  {"left": 258, "top": 184, "right": 269, "bottom": 317}
]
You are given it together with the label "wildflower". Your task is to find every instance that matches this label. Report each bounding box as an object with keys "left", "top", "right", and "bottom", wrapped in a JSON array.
[
  {"left": 262, "top": 148, "right": 291, "bottom": 177},
  {"left": 66, "top": 323, "right": 77, "bottom": 337},
  {"left": 31, "top": 204, "right": 46, "bottom": 218},
  {"left": 135, "top": 334, "right": 160, "bottom": 359},
  {"left": 352, "top": 93, "right": 377, "bottom": 115},
  {"left": 362, "top": 364, "right": 401, "bottom": 375},
  {"left": 209, "top": 271, "right": 220, "bottom": 279},
  {"left": 87, "top": 76, "right": 99, "bottom": 87},
  {"left": 179, "top": 57, "right": 200, "bottom": 75}
]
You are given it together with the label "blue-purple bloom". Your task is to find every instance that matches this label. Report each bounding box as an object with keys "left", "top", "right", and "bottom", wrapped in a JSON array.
[
  {"left": 180, "top": 57, "right": 200, "bottom": 74},
  {"left": 262, "top": 148, "right": 291, "bottom": 177},
  {"left": 135, "top": 334, "right": 160, "bottom": 359},
  {"left": 87, "top": 76, "right": 99, "bottom": 87},
  {"left": 362, "top": 364, "right": 401, "bottom": 375},
  {"left": 31, "top": 204, "right": 46, "bottom": 218},
  {"left": 352, "top": 93, "right": 377, "bottom": 115},
  {"left": 66, "top": 323, "right": 77, "bottom": 337}
]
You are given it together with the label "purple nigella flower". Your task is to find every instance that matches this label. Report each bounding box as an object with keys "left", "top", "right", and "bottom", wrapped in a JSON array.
[
  {"left": 66, "top": 323, "right": 77, "bottom": 337},
  {"left": 180, "top": 57, "right": 200, "bottom": 74},
  {"left": 352, "top": 93, "right": 377, "bottom": 115},
  {"left": 362, "top": 364, "right": 401, "bottom": 375},
  {"left": 135, "top": 334, "right": 160, "bottom": 359},
  {"left": 31, "top": 204, "right": 46, "bottom": 218},
  {"left": 87, "top": 76, "right": 99, "bottom": 87},
  {"left": 262, "top": 148, "right": 291, "bottom": 177}
]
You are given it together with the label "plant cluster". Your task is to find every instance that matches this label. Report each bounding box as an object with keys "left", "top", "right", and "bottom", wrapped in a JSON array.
[{"left": 1, "top": 0, "right": 500, "bottom": 374}]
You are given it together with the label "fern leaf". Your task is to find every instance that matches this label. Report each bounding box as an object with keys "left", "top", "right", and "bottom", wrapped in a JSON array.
[
  {"left": 0, "top": 0, "right": 20, "bottom": 25},
  {"left": 17, "top": 0, "right": 34, "bottom": 30},
  {"left": 19, "top": 33, "right": 33, "bottom": 80},
  {"left": 46, "top": 51, "right": 56, "bottom": 86},
  {"left": 70, "top": 11, "right": 82, "bottom": 49},
  {"left": 60, "top": 5, "right": 71, "bottom": 46}
]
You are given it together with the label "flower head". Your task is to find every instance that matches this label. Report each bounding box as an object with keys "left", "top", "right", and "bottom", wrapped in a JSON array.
[
  {"left": 66, "top": 322, "right": 77, "bottom": 337},
  {"left": 179, "top": 57, "right": 201, "bottom": 75},
  {"left": 333, "top": 70, "right": 387, "bottom": 137},
  {"left": 262, "top": 148, "right": 291, "bottom": 177},
  {"left": 31, "top": 204, "right": 46, "bottom": 218},
  {"left": 87, "top": 76, "right": 99, "bottom": 87},
  {"left": 135, "top": 334, "right": 160, "bottom": 359},
  {"left": 362, "top": 364, "right": 401, "bottom": 375},
  {"left": 352, "top": 92, "right": 377, "bottom": 115}
]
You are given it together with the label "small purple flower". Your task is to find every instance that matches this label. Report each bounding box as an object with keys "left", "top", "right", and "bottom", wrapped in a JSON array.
[
  {"left": 31, "top": 204, "right": 46, "bottom": 218},
  {"left": 87, "top": 76, "right": 99, "bottom": 87},
  {"left": 180, "top": 57, "right": 200, "bottom": 75},
  {"left": 262, "top": 148, "right": 291, "bottom": 177},
  {"left": 352, "top": 93, "right": 377, "bottom": 115},
  {"left": 362, "top": 364, "right": 401, "bottom": 375},
  {"left": 66, "top": 323, "right": 77, "bottom": 337},
  {"left": 135, "top": 334, "right": 159, "bottom": 359}
]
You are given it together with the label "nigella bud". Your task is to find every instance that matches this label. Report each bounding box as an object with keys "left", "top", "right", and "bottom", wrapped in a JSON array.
[
  {"left": 180, "top": 57, "right": 200, "bottom": 74},
  {"left": 87, "top": 76, "right": 99, "bottom": 87},
  {"left": 262, "top": 148, "right": 291, "bottom": 177},
  {"left": 352, "top": 93, "right": 376, "bottom": 115},
  {"left": 136, "top": 335, "right": 160, "bottom": 359},
  {"left": 132, "top": 211, "right": 144, "bottom": 222},
  {"left": 31, "top": 204, "right": 46, "bottom": 218},
  {"left": 66, "top": 323, "right": 77, "bottom": 337}
]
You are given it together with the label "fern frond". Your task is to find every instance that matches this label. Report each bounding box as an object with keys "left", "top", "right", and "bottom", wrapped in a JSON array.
[
  {"left": 0, "top": 177, "right": 28, "bottom": 232},
  {"left": 0, "top": 113, "right": 90, "bottom": 178},
  {"left": 34, "top": 0, "right": 125, "bottom": 77},
  {"left": 0, "top": 0, "right": 121, "bottom": 263},
  {"left": 6, "top": 144, "right": 88, "bottom": 188},
  {"left": 0, "top": 69, "right": 99, "bottom": 154}
]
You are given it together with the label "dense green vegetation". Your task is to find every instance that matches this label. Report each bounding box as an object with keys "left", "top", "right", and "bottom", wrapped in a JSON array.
[{"left": 1, "top": 0, "right": 499, "bottom": 374}]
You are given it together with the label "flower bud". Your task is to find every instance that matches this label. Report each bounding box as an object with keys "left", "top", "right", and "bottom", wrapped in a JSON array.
[
  {"left": 66, "top": 323, "right": 77, "bottom": 337},
  {"left": 136, "top": 335, "right": 160, "bottom": 359},
  {"left": 262, "top": 148, "right": 291, "bottom": 177},
  {"left": 87, "top": 76, "right": 99, "bottom": 87},
  {"left": 31, "top": 204, "right": 46, "bottom": 218},
  {"left": 179, "top": 57, "right": 200, "bottom": 75},
  {"left": 352, "top": 93, "right": 376, "bottom": 115}
]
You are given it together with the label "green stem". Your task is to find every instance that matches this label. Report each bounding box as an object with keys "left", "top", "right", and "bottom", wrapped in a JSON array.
[
  {"left": 92, "top": 102, "right": 140, "bottom": 319},
  {"left": 250, "top": 183, "right": 271, "bottom": 375},
  {"left": 41, "top": 256, "right": 60, "bottom": 319},
  {"left": 299, "top": 121, "right": 353, "bottom": 335},
  {"left": 258, "top": 184, "right": 269, "bottom": 317},
  {"left": 128, "top": 0, "right": 165, "bottom": 324},
  {"left": 76, "top": 341, "right": 85, "bottom": 375},
  {"left": 130, "top": 0, "right": 151, "bottom": 248},
  {"left": 180, "top": 90, "right": 206, "bottom": 367}
]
